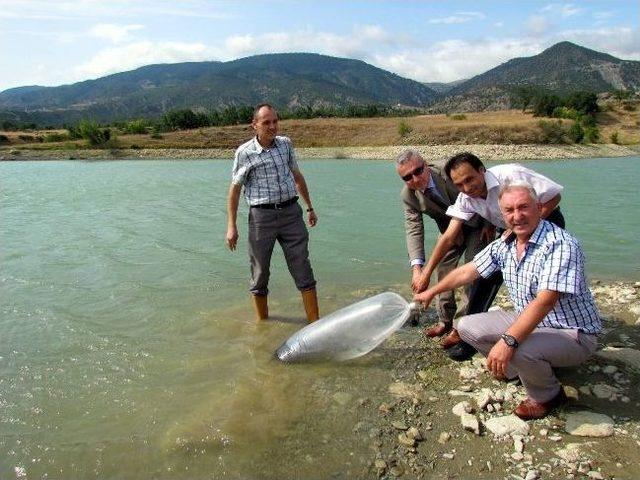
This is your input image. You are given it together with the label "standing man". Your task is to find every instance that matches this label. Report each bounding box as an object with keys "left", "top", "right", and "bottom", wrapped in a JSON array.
[
  {"left": 226, "top": 103, "right": 319, "bottom": 322},
  {"left": 415, "top": 181, "right": 600, "bottom": 420},
  {"left": 396, "top": 149, "right": 486, "bottom": 347},
  {"left": 418, "top": 152, "right": 565, "bottom": 360}
]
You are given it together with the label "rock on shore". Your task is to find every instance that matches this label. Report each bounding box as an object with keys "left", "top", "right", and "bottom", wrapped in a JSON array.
[{"left": 2, "top": 143, "right": 638, "bottom": 162}]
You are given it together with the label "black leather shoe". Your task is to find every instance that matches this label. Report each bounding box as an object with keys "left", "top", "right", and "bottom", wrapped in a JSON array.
[{"left": 446, "top": 341, "right": 477, "bottom": 361}]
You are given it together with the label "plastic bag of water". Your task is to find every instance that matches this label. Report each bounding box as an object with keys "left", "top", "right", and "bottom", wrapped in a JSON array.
[{"left": 276, "top": 292, "right": 416, "bottom": 362}]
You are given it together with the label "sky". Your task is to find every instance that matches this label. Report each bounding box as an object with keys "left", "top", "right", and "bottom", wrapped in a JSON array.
[{"left": 0, "top": 0, "right": 638, "bottom": 93}]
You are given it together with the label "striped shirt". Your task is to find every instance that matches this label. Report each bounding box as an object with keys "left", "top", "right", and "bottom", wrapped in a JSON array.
[
  {"left": 232, "top": 136, "right": 299, "bottom": 206},
  {"left": 473, "top": 220, "right": 601, "bottom": 334}
]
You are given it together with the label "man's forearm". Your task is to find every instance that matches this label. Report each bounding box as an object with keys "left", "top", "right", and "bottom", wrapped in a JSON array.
[
  {"left": 422, "top": 219, "right": 463, "bottom": 278},
  {"left": 424, "top": 262, "right": 480, "bottom": 297},
  {"left": 540, "top": 194, "right": 561, "bottom": 219},
  {"left": 227, "top": 183, "right": 241, "bottom": 226},
  {"left": 293, "top": 170, "right": 313, "bottom": 209}
]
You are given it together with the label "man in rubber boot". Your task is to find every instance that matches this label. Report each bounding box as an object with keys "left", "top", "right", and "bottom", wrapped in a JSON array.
[
  {"left": 397, "top": 149, "right": 486, "bottom": 347},
  {"left": 420, "top": 152, "right": 566, "bottom": 361},
  {"left": 415, "top": 181, "right": 600, "bottom": 420},
  {"left": 226, "top": 103, "right": 319, "bottom": 322}
]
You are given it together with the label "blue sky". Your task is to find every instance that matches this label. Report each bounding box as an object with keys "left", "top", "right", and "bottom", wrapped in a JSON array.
[{"left": 0, "top": 0, "right": 638, "bottom": 92}]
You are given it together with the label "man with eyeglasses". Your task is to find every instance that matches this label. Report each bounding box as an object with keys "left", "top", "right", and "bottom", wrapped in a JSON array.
[
  {"left": 396, "top": 149, "right": 486, "bottom": 350},
  {"left": 419, "top": 152, "right": 565, "bottom": 360}
]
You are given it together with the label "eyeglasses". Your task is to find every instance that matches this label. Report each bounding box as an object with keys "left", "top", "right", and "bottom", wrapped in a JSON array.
[{"left": 401, "top": 164, "right": 425, "bottom": 182}]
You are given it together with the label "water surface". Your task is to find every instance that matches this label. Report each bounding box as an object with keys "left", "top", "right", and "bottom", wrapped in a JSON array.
[{"left": 1, "top": 156, "right": 638, "bottom": 478}]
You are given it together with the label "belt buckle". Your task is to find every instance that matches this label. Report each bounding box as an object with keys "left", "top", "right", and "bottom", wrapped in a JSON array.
[{"left": 274, "top": 202, "right": 283, "bottom": 210}]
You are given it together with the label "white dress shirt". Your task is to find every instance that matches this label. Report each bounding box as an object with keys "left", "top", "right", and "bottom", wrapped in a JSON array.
[{"left": 446, "top": 163, "right": 563, "bottom": 229}]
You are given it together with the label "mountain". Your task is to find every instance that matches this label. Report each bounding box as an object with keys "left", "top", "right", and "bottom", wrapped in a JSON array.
[
  {"left": 423, "top": 79, "right": 467, "bottom": 94},
  {"left": 0, "top": 53, "right": 438, "bottom": 126},
  {"left": 429, "top": 41, "right": 640, "bottom": 112}
]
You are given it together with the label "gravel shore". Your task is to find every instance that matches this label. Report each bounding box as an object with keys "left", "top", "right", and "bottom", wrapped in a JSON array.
[
  {"left": 358, "top": 280, "right": 640, "bottom": 479},
  {"left": 2, "top": 143, "right": 639, "bottom": 162}
]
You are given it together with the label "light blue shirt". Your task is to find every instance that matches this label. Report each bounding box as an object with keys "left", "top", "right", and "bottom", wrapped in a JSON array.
[
  {"left": 473, "top": 220, "right": 601, "bottom": 334},
  {"left": 232, "top": 136, "right": 299, "bottom": 206}
]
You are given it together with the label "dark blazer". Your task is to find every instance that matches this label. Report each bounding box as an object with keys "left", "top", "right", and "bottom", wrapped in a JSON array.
[{"left": 401, "top": 165, "right": 483, "bottom": 263}]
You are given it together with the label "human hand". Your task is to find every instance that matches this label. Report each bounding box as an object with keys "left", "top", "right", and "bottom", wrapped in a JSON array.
[
  {"left": 226, "top": 225, "right": 239, "bottom": 251},
  {"left": 481, "top": 225, "right": 496, "bottom": 244},
  {"left": 486, "top": 339, "right": 515, "bottom": 379},
  {"left": 308, "top": 209, "right": 318, "bottom": 227},
  {"left": 413, "top": 288, "right": 435, "bottom": 308},
  {"left": 414, "top": 271, "right": 430, "bottom": 293}
]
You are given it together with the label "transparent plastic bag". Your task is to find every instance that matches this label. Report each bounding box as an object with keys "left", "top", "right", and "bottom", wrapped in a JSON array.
[{"left": 276, "top": 292, "right": 416, "bottom": 362}]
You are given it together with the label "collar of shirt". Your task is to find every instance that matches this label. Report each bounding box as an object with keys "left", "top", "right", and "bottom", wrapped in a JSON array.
[{"left": 253, "top": 136, "right": 276, "bottom": 153}]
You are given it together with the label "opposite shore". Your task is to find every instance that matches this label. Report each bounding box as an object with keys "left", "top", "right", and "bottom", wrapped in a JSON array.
[{"left": 2, "top": 143, "right": 640, "bottom": 162}]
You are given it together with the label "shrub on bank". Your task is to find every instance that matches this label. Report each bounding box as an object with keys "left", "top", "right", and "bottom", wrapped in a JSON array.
[
  {"left": 538, "top": 120, "right": 568, "bottom": 144},
  {"left": 398, "top": 120, "right": 412, "bottom": 138}
]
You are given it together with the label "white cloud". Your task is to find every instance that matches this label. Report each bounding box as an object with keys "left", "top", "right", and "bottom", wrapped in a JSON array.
[
  {"left": 373, "top": 39, "right": 542, "bottom": 83},
  {"left": 73, "top": 41, "right": 210, "bottom": 80},
  {"left": 541, "top": 3, "right": 583, "bottom": 17},
  {"left": 89, "top": 24, "right": 144, "bottom": 43},
  {"left": 556, "top": 26, "right": 640, "bottom": 60},
  {"left": 525, "top": 15, "right": 553, "bottom": 36},
  {"left": 428, "top": 11, "right": 486, "bottom": 24}
]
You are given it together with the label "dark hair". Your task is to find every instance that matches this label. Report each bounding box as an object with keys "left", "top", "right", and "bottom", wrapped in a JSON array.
[
  {"left": 444, "top": 152, "right": 485, "bottom": 179},
  {"left": 253, "top": 103, "right": 278, "bottom": 120}
]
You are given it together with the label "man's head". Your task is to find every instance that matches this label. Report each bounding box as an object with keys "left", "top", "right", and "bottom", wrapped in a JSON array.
[
  {"left": 498, "top": 181, "right": 542, "bottom": 240},
  {"left": 444, "top": 152, "right": 487, "bottom": 198},
  {"left": 252, "top": 103, "right": 279, "bottom": 147},
  {"left": 396, "top": 149, "right": 430, "bottom": 191}
]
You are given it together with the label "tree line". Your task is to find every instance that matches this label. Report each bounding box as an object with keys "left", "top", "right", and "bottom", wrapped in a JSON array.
[{"left": 510, "top": 86, "right": 601, "bottom": 143}]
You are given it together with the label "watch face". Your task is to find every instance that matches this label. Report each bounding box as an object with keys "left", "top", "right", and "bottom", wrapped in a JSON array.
[{"left": 503, "top": 334, "right": 516, "bottom": 346}]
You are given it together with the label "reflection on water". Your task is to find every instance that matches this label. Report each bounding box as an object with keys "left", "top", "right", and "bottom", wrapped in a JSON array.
[{"left": 1, "top": 158, "right": 638, "bottom": 478}]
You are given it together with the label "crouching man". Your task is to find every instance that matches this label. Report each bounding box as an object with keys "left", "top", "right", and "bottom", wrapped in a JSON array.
[{"left": 414, "top": 181, "right": 601, "bottom": 419}]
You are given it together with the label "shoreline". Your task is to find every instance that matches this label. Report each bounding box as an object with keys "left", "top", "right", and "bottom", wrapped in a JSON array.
[{"left": 2, "top": 143, "right": 639, "bottom": 162}]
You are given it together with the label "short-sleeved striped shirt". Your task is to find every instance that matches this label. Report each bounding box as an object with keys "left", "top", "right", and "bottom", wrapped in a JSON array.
[
  {"left": 473, "top": 220, "right": 601, "bottom": 334},
  {"left": 232, "top": 136, "right": 299, "bottom": 206}
]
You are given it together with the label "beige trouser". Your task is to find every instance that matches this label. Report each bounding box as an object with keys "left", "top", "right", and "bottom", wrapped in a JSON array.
[
  {"left": 457, "top": 310, "right": 598, "bottom": 402},
  {"left": 435, "top": 228, "right": 486, "bottom": 325}
]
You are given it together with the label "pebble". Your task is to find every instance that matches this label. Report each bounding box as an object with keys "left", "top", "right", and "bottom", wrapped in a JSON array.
[
  {"left": 392, "top": 421, "right": 409, "bottom": 430},
  {"left": 374, "top": 459, "right": 387, "bottom": 469},
  {"left": 438, "top": 432, "right": 451, "bottom": 444},
  {"left": 525, "top": 470, "right": 540, "bottom": 480},
  {"left": 442, "top": 452, "right": 455, "bottom": 460},
  {"left": 398, "top": 432, "right": 416, "bottom": 447},
  {"left": 407, "top": 427, "right": 422, "bottom": 441},
  {"left": 591, "top": 383, "right": 618, "bottom": 399},
  {"left": 484, "top": 415, "right": 530, "bottom": 437},
  {"left": 461, "top": 413, "right": 481, "bottom": 435},
  {"left": 565, "top": 412, "right": 615, "bottom": 437},
  {"left": 390, "top": 465, "right": 404, "bottom": 477},
  {"left": 452, "top": 401, "right": 473, "bottom": 416}
]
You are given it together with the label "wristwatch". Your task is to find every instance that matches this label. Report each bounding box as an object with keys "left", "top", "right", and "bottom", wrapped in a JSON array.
[{"left": 501, "top": 333, "right": 519, "bottom": 348}]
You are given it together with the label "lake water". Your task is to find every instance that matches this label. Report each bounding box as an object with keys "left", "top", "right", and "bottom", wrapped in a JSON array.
[{"left": 1, "top": 156, "right": 638, "bottom": 479}]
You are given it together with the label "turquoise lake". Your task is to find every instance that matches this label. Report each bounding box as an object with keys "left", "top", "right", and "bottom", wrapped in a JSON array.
[{"left": 1, "top": 156, "right": 638, "bottom": 479}]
